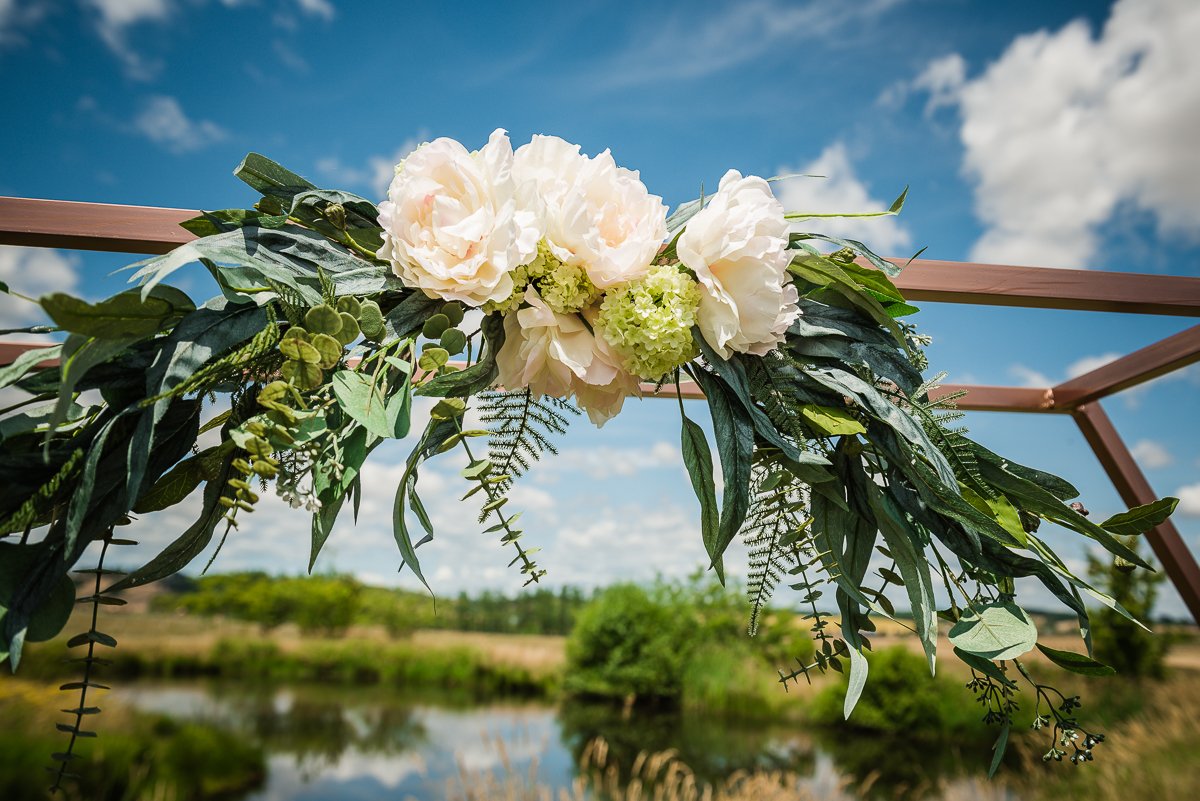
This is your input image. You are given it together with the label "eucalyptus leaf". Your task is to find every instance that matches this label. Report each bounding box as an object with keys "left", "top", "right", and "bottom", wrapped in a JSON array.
[
  {"left": 948, "top": 601, "right": 1038, "bottom": 661},
  {"left": 332, "top": 370, "right": 393, "bottom": 439}
]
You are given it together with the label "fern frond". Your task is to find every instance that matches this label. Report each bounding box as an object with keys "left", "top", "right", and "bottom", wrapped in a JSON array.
[
  {"left": 141, "top": 309, "right": 282, "bottom": 406},
  {"left": 889, "top": 370, "right": 992, "bottom": 497},
  {"left": 265, "top": 281, "right": 307, "bottom": 326},
  {"left": 745, "top": 352, "right": 813, "bottom": 448},
  {"left": 480, "top": 388, "right": 577, "bottom": 496},
  {"left": 742, "top": 458, "right": 810, "bottom": 636}
]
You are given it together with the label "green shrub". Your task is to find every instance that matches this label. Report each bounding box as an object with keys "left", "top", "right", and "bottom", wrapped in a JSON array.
[
  {"left": 566, "top": 583, "right": 690, "bottom": 699},
  {"left": 566, "top": 577, "right": 815, "bottom": 714},
  {"left": 1087, "top": 537, "right": 1168, "bottom": 679},
  {"left": 811, "top": 646, "right": 977, "bottom": 736}
]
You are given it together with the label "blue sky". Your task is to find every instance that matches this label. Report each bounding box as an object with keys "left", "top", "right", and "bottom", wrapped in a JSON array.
[{"left": 1, "top": 0, "right": 1198, "bottom": 617}]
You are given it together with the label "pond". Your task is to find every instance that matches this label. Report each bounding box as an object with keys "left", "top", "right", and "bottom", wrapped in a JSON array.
[{"left": 112, "top": 681, "right": 1015, "bottom": 801}]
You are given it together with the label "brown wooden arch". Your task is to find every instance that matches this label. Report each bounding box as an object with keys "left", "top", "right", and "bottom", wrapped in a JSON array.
[{"left": 2, "top": 195, "right": 1198, "bottom": 621}]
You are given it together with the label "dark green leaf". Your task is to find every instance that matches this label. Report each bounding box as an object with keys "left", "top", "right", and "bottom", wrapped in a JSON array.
[
  {"left": 107, "top": 452, "right": 236, "bottom": 592},
  {"left": 690, "top": 367, "right": 753, "bottom": 578},
  {"left": 988, "top": 724, "right": 1010, "bottom": 779},
  {"left": 134, "top": 451, "right": 208, "bottom": 513},
  {"left": 1099, "top": 498, "right": 1178, "bottom": 537},
  {"left": 1036, "top": 643, "right": 1116, "bottom": 676},
  {"left": 234, "top": 152, "right": 316, "bottom": 205},
  {"left": 41, "top": 286, "right": 194, "bottom": 339},
  {"left": 0, "top": 345, "right": 61, "bottom": 392},
  {"left": 679, "top": 403, "right": 721, "bottom": 583}
]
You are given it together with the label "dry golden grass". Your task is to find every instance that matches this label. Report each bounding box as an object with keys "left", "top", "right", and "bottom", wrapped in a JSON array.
[
  {"left": 412, "top": 629, "right": 567, "bottom": 674},
  {"left": 1012, "top": 672, "right": 1200, "bottom": 801}
]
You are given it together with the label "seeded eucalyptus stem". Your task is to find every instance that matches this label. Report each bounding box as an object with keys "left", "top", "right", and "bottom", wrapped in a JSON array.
[{"left": 49, "top": 531, "right": 117, "bottom": 794}]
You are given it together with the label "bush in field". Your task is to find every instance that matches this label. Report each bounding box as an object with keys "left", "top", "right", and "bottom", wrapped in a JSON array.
[
  {"left": 811, "top": 646, "right": 976, "bottom": 735},
  {"left": 566, "top": 583, "right": 690, "bottom": 699},
  {"left": 1087, "top": 537, "right": 1168, "bottom": 679},
  {"left": 566, "top": 575, "right": 815, "bottom": 708},
  {"left": 157, "top": 572, "right": 363, "bottom": 635}
]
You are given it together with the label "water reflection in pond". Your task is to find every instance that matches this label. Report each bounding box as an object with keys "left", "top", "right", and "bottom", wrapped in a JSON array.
[{"left": 113, "top": 682, "right": 1013, "bottom": 800}]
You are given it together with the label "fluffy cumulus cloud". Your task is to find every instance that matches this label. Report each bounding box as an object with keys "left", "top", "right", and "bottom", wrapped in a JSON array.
[
  {"left": 1177, "top": 482, "right": 1200, "bottom": 517},
  {"left": 0, "top": 246, "right": 80, "bottom": 330},
  {"left": 774, "top": 142, "right": 913, "bottom": 254},
  {"left": 316, "top": 132, "right": 426, "bottom": 200},
  {"left": 1130, "top": 439, "right": 1173, "bottom": 470},
  {"left": 135, "top": 96, "right": 226, "bottom": 153},
  {"left": 912, "top": 0, "right": 1200, "bottom": 268}
]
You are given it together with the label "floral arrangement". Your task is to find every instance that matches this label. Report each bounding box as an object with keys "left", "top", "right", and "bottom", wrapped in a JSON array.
[{"left": 0, "top": 130, "right": 1179, "bottom": 784}]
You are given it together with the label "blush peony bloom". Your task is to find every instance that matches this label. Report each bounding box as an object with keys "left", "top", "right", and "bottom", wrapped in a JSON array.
[
  {"left": 495, "top": 289, "right": 639, "bottom": 427},
  {"left": 677, "top": 170, "right": 799, "bottom": 360},
  {"left": 378, "top": 129, "right": 539, "bottom": 307},
  {"left": 513, "top": 135, "right": 667, "bottom": 290}
]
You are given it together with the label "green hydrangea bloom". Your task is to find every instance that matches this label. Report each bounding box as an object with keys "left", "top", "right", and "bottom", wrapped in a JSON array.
[
  {"left": 484, "top": 241, "right": 599, "bottom": 315},
  {"left": 483, "top": 260, "right": 534, "bottom": 315},
  {"left": 596, "top": 264, "right": 701, "bottom": 380}
]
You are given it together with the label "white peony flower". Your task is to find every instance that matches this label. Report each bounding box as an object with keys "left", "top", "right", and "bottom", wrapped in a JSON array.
[
  {"left": 514, "top": 135, "right": 667, "bottom": 290},
  {"left": 378, "top": 129, "right": 539, "bottom": 307},
  {"left": 494, "top": 289, "right": 639, "bottom": 427},
  {"left": 677, "top": 169, "right": 799, "bottom": 359}
]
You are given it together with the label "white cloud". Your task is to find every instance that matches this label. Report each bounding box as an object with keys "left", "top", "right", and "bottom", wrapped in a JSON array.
[
  {"left": 549, "top": 442, "right": 681, "bottom": 480},
  {"left": 295, "top": 0, "right": 334, "bottom": 21},
  {"left": 775, "top": 142, "right": 914, "bottom": 254},
  {"left": 1130, "top": 439, "right": 1173, "bottom": 469},
  {"left": 0, "top": 0, "right": 47, "bottom": 46},
  {"left": 135, "top": 96, "right": 227, "bottom": 154},
  {"left": 1065, "top": 352, "right": 1123, "bottom": 379},
  {"left": 316, "top": 133, "right": 425, "bottom": 200},
  {"left": 913, "top": 0, "right": 1200, "bottom": 268},
  {"left": 911, "top": 53, "right": 966, "bottom": 116},
  {"left": 594, "top": 0, "right": 901, "bottom": 88},
  {"left": 83, "top": 0, "right": 171, "bottom": 79},
  {"left": 1177, "top": 482, "right": 1200, "bottom": 517},
  {"left": 1008, "top": 363, "right": 1054, "bottom": 389},
  {"left": 0, "top": 246, "right": 80, "bottom": 333}
]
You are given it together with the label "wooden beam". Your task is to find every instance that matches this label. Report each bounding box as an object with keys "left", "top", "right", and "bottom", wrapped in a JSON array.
[
  {"left": 0, "top": 196, "right": 195, "bottom": 255},
  {"left": 1052, "top": 324, "right": 1200, "bottom": 408},
  {"left": 3, "top": 196, "right": 1200, "bottom": 315},
  {"left": 1073, "top": 402, "right": 1200, "bottom": 624},
  {"left": 888, "top": 258, "right": 1200, "bottom": 317}
]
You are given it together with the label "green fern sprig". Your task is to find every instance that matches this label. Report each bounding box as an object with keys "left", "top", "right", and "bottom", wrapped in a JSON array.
[
  {"left": 141, "top": 309, "right": 282, "bottom": 407},
  {"left": 745, "top": 352, "right": 817, "bottom": 448},
  {"left": 479, "top": 388, "right": 577, "bottom": 496},
  {"left": 264, "top": 281, "right": 307, "bottom": 326},
  {"left": 0, "top": 447, "right": 84, "bottom": 535},
  {"left": 894, "top": 371, "right": 991, "bottom": 497},
  {"left": 742, "top": 462, "right": 810, "bottom": 636}
]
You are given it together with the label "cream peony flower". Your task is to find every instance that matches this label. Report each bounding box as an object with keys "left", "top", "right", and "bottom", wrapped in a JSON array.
[
  {"left": 495, "top": 289, "right": 639, "bottom": 427},
  {"left": 378, "top": 129, "right": 539, "bottom": 307},
  {"left": 677, "top": 169, "right": 799, "bottom": 359},
  {"left": 514, "top": 135, "right": 667, "bottom": 290}
]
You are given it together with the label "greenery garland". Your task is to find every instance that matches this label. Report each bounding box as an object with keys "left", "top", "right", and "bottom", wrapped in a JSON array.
[{"left": 0, "top": 131, "right": 1179, "bottom": 784}]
